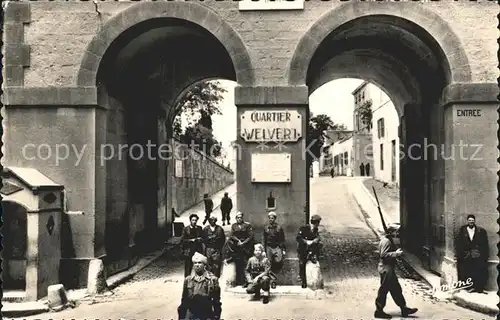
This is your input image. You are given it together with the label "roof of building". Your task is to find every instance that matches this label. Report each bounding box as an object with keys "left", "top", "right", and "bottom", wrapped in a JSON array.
[
  {"left": 324, "top": 130, "right": 354, "bottom": 145},
  {"left": 352, "top": 80, "right": 370, "bottom": 95}
]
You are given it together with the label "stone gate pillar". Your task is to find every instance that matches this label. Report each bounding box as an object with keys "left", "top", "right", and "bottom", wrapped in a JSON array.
[
  {"left": 235, "top": 86, "right": 309, "bottom": 283},
  {"left": 440, "top": 83, "right": 498, "bottom": 292}
]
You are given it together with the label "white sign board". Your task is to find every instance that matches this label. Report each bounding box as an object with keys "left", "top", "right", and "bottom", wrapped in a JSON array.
[
  {"left": 175, "top": 160, "right": 183, "bottom": 178},
  {"left": 241, "top": 110, "right": 302, "bottom": 142},
  {"left": 239, "top": 0, "right": 304, "bottom": 11},
  {"left": 251, "top": 153, "right": 291, "bottom": 183}
]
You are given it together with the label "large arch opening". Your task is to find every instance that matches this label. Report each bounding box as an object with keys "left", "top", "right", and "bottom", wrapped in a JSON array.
[
  {"left": 90, "top": 5, "right": 247, "bottom": 275},
  {"left": 301, "top": 13, "right": 456, "bottom": 279}
]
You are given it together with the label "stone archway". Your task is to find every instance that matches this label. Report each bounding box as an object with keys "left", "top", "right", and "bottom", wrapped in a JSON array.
[
  {"left": 76, "top": 1, "right": 255, "bottom": 87},
  {"left": 78, "top": 2, "right": 252, "bottom": 274},
  {"left": 288, "top": 1, "right": 472, "bottom": 86},
  {"left": 286, "top": 5, "right": 470, "bottom": 280}
]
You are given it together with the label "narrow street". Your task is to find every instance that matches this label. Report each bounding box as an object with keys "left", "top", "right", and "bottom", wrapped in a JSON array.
[{"left": 20, "top": 177, "right": 487, "bottom": 319}]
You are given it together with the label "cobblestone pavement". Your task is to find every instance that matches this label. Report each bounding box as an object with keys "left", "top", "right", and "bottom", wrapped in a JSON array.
[{"left": 21, "top": 177, "right": 489, "bottom": 319}]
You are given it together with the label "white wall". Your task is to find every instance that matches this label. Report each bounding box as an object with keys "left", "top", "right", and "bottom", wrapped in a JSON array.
[
  {"left": 330, "top": 137, "right": 353, "bottom": 176},
  {"left": 371, "top": 92, "right": 400, "bottom": 185}
]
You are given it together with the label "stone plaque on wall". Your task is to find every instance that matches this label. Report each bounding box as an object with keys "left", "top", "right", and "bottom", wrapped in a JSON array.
[
  {"left": 175, "top": 160, "right": 183, "bottom": 178},
  {"left": 251, "top": 153, "right": 291, "bottom": 183}
]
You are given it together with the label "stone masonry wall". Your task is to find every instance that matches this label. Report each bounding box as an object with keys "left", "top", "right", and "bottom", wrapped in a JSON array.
[
  {"left": 170, "top": 138, "right": 235, "bottom": 215},
  {"left": 16, "top": 1, "right": 498, "bottom": 88}
]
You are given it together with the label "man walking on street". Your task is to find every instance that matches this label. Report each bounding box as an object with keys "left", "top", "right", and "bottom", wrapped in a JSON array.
[
  {"left": 264, "top": 211, "right": 286, "bottom": 279},
  {"left": 365, "top": 162, "right": 371, "bottom": 176},
  {"left": 203, "top": 193, "right": 214, "bottom": 225},
  {"left": 456, "top": 214, "right": 489, "bottom": 293},
  {"left": 374, "top": 224, "right": 417, "bottom": 319},
  {"left": 296, "top": 214, "right": 323, "bottom": 288},
  {"left": 180, "top": 214, "right": 204, "bottom": 277},
  {"left": 220, "top": 192, "right": 233, "bottom": 226},
  {"left": 203, "top": 216, "right": 226, "bottom": 277}
]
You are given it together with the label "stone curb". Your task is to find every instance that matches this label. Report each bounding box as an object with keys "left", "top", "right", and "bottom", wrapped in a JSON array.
[
  {"left": 452, "top": 291, "right": 499, "bottom": 316},
  {"left": 106, "top": 247, "right": 169, "bottom": 290},
  {"left": 351, "top": 181, "right": 499, "bottom": 316},
  {"left": 2, "top": 301, "right": 50, "bottom": 318}
]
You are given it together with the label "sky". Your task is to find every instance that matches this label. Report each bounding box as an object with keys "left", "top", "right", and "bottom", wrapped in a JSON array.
[{"left": 180, "top": 78, "right": 364, "bottom": 163}]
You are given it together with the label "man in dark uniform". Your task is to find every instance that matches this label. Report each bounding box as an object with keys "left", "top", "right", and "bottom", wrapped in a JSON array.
[
  {"left": 202, "top": 193, "right": 214, "bottom": 225},
  {"left": 359, "top": 163, "right": 365, "bottom": 176},
  {"left": 178, "top": 252, "right": 222, "bottom": 320},
  {"left": 365, "top": 162, "right": 371, "bottom": 176},
  {"left": 296, "top": 214, "right": 323, "bottom": 288},
  {"left": 219, "top": 192, "right": 233, "bottom": 226},
  {"left": 225, "top": 211, "right": 254, "bottom": 286},
  {"left": 456, "top": 214, "right": 489, "bottom": 293},
  {"left": 374, "top": 224, "right": 417, "bottom": 319},
  {"left": 263, "top": 211, "right": 286, "bottom": 277},
  {"left": 180, "top": 214, "right": 204, "bottom": 277},
  {"left": 202, "top": 216, "right": 226, "bottom": 277}
]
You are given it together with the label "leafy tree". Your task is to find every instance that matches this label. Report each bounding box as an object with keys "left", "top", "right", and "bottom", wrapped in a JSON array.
[
  {"left": 357, "top": 100, "right": 373, "bottom": 131},
  {"left": 172, "top": 81, "right": 226, "bottom": 158},
  {"left": 306, "top": 112, "right": 347, "bottom": 168}
]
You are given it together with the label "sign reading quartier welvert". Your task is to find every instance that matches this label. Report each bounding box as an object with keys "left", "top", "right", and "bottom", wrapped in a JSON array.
[
  {"left": 240, "top": 110, "right": 302, "bottom": 142},
  {"left": 238, "top": 0, "right": 304, "bottom": 11}
]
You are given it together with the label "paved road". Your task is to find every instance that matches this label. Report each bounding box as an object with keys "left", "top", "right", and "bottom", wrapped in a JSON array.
[{"left": 20, "top": 177, "right": 488, "bottom": 319}]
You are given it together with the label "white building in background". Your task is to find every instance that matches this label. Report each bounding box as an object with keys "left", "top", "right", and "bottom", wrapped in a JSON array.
[
  {"left": 371, "top": 91, "right": 400, "bottom": 186},
  {"left": 319, "top": 130, "right": 354, "bottom": 176},
  {"left": 330, "top": 135, "right": 354, "bottom": 176}
]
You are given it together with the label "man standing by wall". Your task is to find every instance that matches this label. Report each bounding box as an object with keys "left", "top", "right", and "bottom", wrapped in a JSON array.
[
  {"left": 456, "top": 214, "right": 489, "bottom": 293},
  {"left": 180, "top": 214, "right": 204, "bottom": 277},
  {"left": 263, "top": 211, "right": 286, "bottom": 279},
  {"left": 219, "top": 192, "right": 233, "bottom": 226},
  {"left": 226, "top": 212, "right": 254, "bottom": 286},
  {"left": 296, "top": 214, "right": 323, "bottom": 288},
  {"left": 203, "top": 216, "right": 226, "bottom": 277},
  {"left": 365, "top": 162, "right": 371, "bottom": 176},
  {"left": 203, "top": 193, "right": 214, "bottom": 225}
]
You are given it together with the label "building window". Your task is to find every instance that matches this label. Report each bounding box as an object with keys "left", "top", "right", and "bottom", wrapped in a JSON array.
[
  {"left": 380, "top": 143, "right": 384, "bottom": 170},
  {"left": 343, "top": 151, "right": 348, "bottom": 165},
  {"left": 377, "top": 118, "right": 385, "bottom": 139}
]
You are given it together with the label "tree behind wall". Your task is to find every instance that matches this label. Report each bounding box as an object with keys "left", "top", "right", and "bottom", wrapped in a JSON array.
[{"left": 173, "top": 81, "right": 226, "bottom": 158}]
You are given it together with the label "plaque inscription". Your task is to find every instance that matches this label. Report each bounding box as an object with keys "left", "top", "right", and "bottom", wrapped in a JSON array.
[{"left": 251, "top": 153, "right": 291, "bottom": 183}]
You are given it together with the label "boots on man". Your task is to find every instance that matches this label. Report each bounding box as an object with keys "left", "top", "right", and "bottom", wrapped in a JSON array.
[
  {"left": 401, "top": 307, "right": 418, "bottom": 317},
  {"left": 374, "top": 309, "right": 392, "bottom": 319}
]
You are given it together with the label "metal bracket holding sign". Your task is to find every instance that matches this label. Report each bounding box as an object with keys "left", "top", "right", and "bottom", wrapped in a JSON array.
[
  {"left": 251, "top": 153, "right": 291, "bottom": 183},
  {"left": 239, "top": 0, "right": 305, "bottom": 11},
  {"left": 240, "top": 110, "right": 302, "bottom": 143}
]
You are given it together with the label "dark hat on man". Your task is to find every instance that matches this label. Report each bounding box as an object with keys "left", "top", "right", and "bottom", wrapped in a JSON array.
[{"left": 311, "top": 214, "right": 322, "bottom": 222}]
